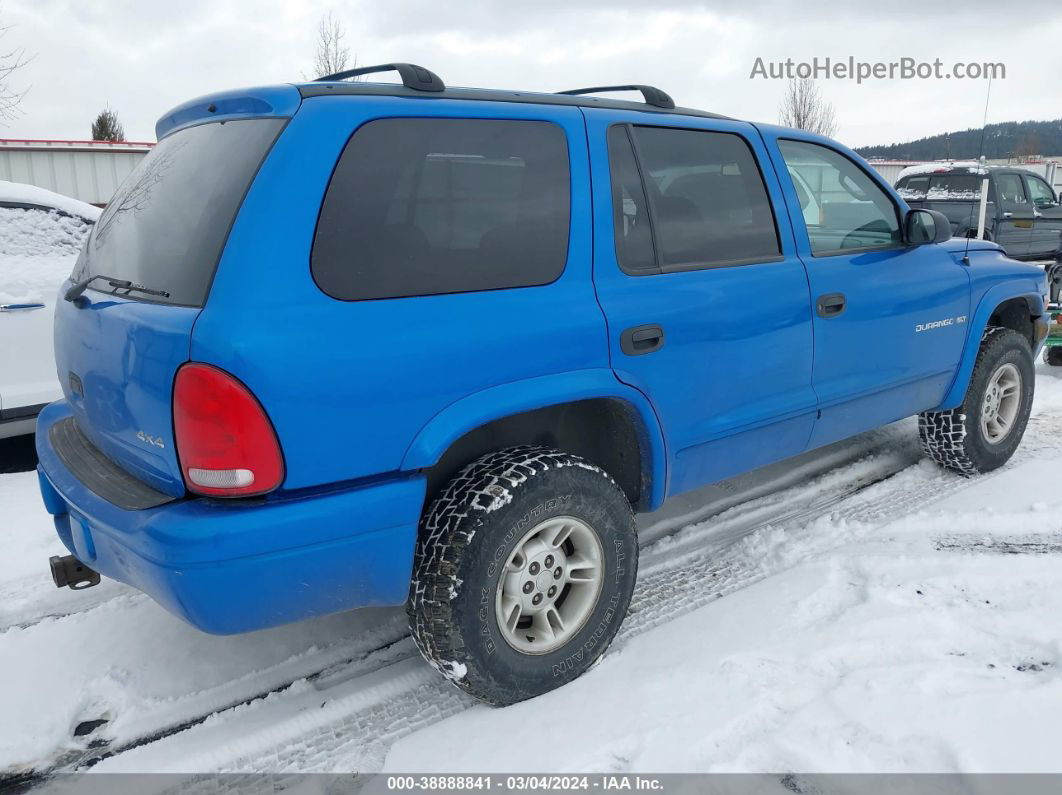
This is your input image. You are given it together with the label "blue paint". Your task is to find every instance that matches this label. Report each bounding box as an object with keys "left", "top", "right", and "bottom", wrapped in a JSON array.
[
  {"left": 154, "top": 85, "right": 302, "bottom": 140},
  {"left": 36, "top": 83, "right": 1048, "bottom": 635},
  {"left": 52, "top": 293, "right": 198, "bottom": 497},
  {"left": 37, "top": 402, "right": 422, "bottom": 634}
]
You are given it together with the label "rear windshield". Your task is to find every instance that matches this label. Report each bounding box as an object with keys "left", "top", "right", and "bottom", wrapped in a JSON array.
[
  {"left": 898, "top": 173, "right": 984, "bottom": 201},
  {"left": 76, "top": 118, "right": 283, "bottom": 306}
]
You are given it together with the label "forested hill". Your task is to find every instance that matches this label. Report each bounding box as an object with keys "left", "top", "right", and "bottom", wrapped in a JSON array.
[{"left": 856, "top": 119, "right": 1062, "bottom": 160}]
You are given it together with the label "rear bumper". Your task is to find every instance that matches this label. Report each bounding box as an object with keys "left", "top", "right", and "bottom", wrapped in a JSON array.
[{"left": 35, "top": 401, "right": 424, "bottom": 634}]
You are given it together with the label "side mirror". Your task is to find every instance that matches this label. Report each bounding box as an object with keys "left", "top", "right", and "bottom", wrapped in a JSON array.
[{"left": 905, "top": 208, "right": 952, "bottom": 245}]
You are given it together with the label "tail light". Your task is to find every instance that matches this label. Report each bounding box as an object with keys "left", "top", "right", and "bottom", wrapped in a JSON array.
[{"left": 173, "top": 363, "right": 284, "bottom": 497}]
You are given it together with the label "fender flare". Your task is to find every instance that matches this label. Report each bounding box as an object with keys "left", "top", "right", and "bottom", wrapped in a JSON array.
[
  {"left": 400, "top": 368, "right": 669, "bottom": 510},
  {"left": 954, "top": 222, "right": 992, "bottom": 242},
  {"left": 936, "top": 281, "right": 1045, "bottom": 410}
]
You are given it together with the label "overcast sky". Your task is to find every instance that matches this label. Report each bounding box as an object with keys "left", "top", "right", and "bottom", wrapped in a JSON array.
[{"left": 2, "top": 0, "right": 1060, "bottom": 149}]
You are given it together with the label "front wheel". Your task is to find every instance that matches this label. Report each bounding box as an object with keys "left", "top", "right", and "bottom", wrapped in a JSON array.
[
  {"left": 408, "top": 446, "right": 638, "bottom": 705},
  {"left": 919, "top": 327, "right": 1035, "bottom": 475}
]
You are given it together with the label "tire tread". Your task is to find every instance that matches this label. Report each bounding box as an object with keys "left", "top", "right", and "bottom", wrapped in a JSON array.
[
  {"left": 407, "top": 445, "right": 634, "bottom": 705},
  {"left": 919, "top": 326, "right": 1026, "bottom": 475}
]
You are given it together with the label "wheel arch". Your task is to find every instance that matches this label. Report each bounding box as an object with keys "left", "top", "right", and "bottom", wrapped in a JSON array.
[
  {"left": 956, "top": 222, "right": 992, "bottom": 241},
  {"left": 937, "top": 283, "right": 1045, "bottom": 410},
  {"left": 401, "top": 370, "right": 668, "bottom": 512}
]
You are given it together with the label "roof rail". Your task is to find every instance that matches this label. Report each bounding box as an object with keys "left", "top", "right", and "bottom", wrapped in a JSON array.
[
  {"left": 557, "top": 84, "right": 674, "bottom": 110},
  {"left": 314, "top": 63, "right": 445, "bottom": 92}
]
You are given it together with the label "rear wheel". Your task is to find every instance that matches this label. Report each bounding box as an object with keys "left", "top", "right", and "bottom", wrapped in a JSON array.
[
  {"left": 919, "top": 327, "right": 1034, "bottom": 475},
  {"left": 408, "top": 446, "right": 638, "bottom": 705},
  {"left": 1045, "top": 346, "right": 1062, "bottom": 367}
]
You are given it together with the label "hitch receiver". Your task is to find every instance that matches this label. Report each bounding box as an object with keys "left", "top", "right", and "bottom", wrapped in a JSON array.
[{"left": 49, "top": 555, "right": 101, "bottom": 590}]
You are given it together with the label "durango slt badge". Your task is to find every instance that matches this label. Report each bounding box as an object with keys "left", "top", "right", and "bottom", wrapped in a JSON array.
[
  {"left": 136, "top": 431, "right": 165, "bottom": 449},
  {"left": 916, "top": 316, "right": 967, "bottom": 333}
]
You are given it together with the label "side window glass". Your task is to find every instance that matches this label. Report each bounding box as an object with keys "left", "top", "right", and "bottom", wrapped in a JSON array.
[
  {"left": 312, "top": 118, "right": 570, "bottom": 301},
  {"left": 607, "top": 126, "right": 656, "bottom": 273},
  {"left": 778, "top": 140, "right": 902, "bottom": 255},
  {"left": 996, "top": 174, "right": 1029, "bottom": 212},
  {"left": 1025, "top": 176, "right": 1056, "bottom": 207},
  {"left": 625, "top": 126, "right": 781, "bottom": 269}
]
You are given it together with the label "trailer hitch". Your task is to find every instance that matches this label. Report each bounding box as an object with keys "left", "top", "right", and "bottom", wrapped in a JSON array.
[{"left": 49, "top": 555, "right": 101, "bottom": 590}]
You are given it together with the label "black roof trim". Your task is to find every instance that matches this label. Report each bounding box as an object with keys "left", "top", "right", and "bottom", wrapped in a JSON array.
[{"left": 298, "top": 81, "right": 731, "bottom": 121}]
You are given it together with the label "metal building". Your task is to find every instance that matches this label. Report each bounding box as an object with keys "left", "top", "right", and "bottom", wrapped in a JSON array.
[{"left": 0, "top": 138, "right": 154, "bottom": 206}]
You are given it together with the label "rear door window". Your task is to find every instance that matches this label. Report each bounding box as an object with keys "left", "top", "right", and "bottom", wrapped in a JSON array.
[
  {"left": 78, "top": 118, "right": 284, "bottom": 306},
  {"left": 608, "top": 125, "right": 781, "bottom": 272},
  {"left": 312, "top": 118, "right": 571, "bottom": 301},
  {"left": 607, "top": 126, "right": 656, "bottom": 274},
  {"left": 995, "top": 173, "right": 1029, "bottom": 212}
]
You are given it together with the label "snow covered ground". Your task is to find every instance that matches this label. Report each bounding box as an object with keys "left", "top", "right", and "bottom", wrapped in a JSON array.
[{"left": 2, "top": 363, "right": 1061, "bottom": 780}]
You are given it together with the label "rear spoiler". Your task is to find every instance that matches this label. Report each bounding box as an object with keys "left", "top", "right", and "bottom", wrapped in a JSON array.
[{"left": 155, "top": 85, "right": 302, "bottom": 141}]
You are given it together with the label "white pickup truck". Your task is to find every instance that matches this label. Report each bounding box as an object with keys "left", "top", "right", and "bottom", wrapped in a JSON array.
[{"left": 1, "top": 181, "right": 100, "bottom": 439}]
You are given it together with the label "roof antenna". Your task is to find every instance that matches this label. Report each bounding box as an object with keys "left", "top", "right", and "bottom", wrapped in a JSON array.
[{"left": 962, "top": 76, "right": 993, "bottom": 265}]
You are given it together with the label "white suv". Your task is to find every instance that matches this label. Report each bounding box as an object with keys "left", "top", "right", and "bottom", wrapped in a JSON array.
[{"left": 1, "top": 181, "right": 100, "bottom": 439}]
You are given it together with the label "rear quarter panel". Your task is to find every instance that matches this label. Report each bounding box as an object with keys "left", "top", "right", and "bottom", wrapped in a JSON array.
[{"left": 191, "top": 96, "right": 606, "bottom": 491}]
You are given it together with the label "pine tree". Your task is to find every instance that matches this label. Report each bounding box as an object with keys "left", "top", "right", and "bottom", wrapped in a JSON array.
[{"left": 91, "top": 108, "right": 125, "bottom": 142}]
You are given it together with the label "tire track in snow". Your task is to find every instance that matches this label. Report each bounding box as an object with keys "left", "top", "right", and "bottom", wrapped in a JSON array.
[
  {"left": 165, "top": 405, "right": 1062, "bottom": 774},
  {"left": 34, "top": 399, "right": 1062, "bottom": 777},
  {"left": 0, "top": 586, "right": 137, "bottom": 634},
  {"left": 97, "top": 446, "right": 973, "bottom": 775},
  {"left": 10, "top": 432, "right": 913, "bottom": 778}
]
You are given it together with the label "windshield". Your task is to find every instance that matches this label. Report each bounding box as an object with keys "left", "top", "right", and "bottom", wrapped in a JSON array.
[{"left": 75, "top": 118, "right": 284, "bottom": 306}]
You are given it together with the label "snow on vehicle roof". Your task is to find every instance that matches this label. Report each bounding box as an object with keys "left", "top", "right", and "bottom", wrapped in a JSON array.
[
  {"left": 896, "top": 161, "right": 988, "bottom": 180},
  {"left": 0, "top": 180, "right": 101, "bottom": 221},
  {"left": 0, "top": 205, "right": 92, "bottom": 303}
]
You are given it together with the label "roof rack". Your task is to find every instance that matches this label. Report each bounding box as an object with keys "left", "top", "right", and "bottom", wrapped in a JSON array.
[
  {"left": 315, "top": 62, "right": 445, "bottom": 92},
  {"left": 557, "top": 85, "right": 674, "bottom": 110}
]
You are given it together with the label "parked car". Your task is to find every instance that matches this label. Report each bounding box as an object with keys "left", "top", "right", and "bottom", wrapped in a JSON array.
[
  {"left": 1045, "top": 262, "right": 1062, "bottom": 366},
  {"left": 895, "top": 163, "right": 1062, "bottom": 262},
  {"left": 0, "top": 181, "right": 100, "bottom": 439},
  {"left": 36, "top": 65, "right": 1050, "bottom": 705}
]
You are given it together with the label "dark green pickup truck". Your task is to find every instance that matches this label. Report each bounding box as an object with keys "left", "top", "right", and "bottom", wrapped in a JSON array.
[{"left": 896, "top": 164, "right": 1062, "bottom": 262}]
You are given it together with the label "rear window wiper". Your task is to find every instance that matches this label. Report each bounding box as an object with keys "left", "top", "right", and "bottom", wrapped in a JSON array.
[{"left": 64, "top": 274, "right": 171, "bottom": 303}]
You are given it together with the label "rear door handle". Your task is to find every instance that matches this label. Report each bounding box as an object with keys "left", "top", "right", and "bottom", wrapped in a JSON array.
[
  {"left": 0, "top": 303, "right": 46, "bottom": 312},
  {"left": 621, "top": 324, "right": 665, "bottom": 355},
  {"left": 816, "top": 293, "right": 846, "bottom": 318}
]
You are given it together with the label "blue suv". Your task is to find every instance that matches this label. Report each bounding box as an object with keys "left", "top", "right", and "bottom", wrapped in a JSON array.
[{"left": 36, "top": 64, "right": 1050, "bottom": 705}]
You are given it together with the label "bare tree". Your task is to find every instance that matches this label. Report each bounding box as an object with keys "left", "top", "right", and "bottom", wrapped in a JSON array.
[
  {"left": 0, "top": 10, "right": 30, "bottom": 122},
  {"left": 91, "top": 107, "right": 125, "bottom": 142},
  {"left": 778, "top": 77, "right": 837, "bottom": 138},
  {"left": 310, "top": 11, "right": 357, "bottom": 79}
]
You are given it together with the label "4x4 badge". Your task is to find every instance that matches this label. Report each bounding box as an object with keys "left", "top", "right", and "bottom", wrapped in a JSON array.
[{"left": 136, "top": 431, "right": 165, "bottom": 449}]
